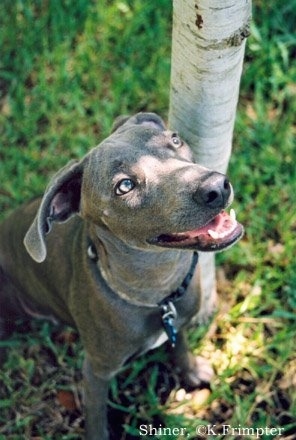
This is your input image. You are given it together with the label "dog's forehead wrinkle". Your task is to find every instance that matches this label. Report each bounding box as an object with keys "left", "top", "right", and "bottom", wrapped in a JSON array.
[
  {"left": 148, "top": 130, "right": 181, "bottom": 147},
  {"left": 131, "top": 155, "right": 167, "bottom": 184},
  {"left": 134, "top": 155, "right": 195, "bottom": 179},
  {"left": 92, "top": 129, "right": 189, "bottom": 173}
]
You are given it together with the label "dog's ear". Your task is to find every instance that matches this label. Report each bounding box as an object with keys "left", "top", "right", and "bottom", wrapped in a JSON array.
[
  {"left": 24, "top": 160, "right": 83, "bottom": 263},
  {"left": 111, "top": 115, "right": 130, "bottom": 133},
  {"left": 134, "top": 113, "right": 166, "bottom": 130},
  {"left": 111, "top": 112, "right": 166, "bottom": 133}
]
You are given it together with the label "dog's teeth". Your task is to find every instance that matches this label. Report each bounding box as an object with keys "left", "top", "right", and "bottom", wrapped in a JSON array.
[
  {"left": 208, "top": 229, "right": 219, "bottom": 239},
  {"left": 230, "top": 208, "right": 236, "bottom": 222}
]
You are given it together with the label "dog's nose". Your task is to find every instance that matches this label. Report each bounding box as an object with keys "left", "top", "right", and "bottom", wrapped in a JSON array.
[{"left": 194, "top": 173, "right": 231, "bottom": 208}]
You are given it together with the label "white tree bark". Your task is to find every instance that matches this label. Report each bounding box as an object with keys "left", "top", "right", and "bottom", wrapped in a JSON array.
[{"left": 169, "top": 0, "right": 251, "bottom": 319}]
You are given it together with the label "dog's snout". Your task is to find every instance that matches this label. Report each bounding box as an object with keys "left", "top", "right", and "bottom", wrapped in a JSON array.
[{"left": 194, "top": 173, "right": 231, "bottom": 208}]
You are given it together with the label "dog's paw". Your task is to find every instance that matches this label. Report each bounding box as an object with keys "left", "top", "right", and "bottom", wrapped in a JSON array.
[{"left": 182, "top": 356, "right": 214, "bottom": 389}]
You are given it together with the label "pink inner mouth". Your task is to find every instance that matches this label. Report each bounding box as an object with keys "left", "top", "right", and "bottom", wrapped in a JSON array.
[{"left": 153, "top": 210, "right": 244, "bottom": 251}]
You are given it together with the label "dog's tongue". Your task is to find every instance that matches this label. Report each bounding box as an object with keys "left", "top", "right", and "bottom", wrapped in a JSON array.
[
  {"left": 185, "top": 209, "right": 237, "bottom": 240},
  {"left": 154, "top": 208, "right": 244, "bottom": 251}
]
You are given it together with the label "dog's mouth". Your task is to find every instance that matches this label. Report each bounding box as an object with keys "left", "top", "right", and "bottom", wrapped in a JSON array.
[{"left": 149, "top": 209, "right": 244, "bottom": 252}]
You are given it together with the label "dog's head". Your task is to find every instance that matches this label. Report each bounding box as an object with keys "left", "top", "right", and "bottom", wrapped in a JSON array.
[{"left": 24, "top": 112, "right": 243, "bottom": 262}]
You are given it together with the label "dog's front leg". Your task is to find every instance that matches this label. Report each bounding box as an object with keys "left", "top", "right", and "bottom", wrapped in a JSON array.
[
  {"left": 83, "top": 357, "right": 110, "bottom": 440},
  {"left": 169, "top": 331, "right": 214, "bottom": 389}
]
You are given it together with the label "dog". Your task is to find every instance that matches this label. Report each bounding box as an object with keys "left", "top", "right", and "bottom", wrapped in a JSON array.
[{"left": 0, "top": 112, "right": 243, "bottom": 439}]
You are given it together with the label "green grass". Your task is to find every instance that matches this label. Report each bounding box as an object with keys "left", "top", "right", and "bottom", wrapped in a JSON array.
[{"left": 0, "top": 0, "right": 295, "bottom": 439}]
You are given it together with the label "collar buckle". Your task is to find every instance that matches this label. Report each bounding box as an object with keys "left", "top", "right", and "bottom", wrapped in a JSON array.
[{"left": 160, "top": 301, "right": 178, "bottom": 347}]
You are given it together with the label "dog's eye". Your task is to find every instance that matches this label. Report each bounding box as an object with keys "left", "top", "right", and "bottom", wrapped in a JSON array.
[
  {"left": 115, "top": 179, "right": 135, "bottom": 196},
  {"left": 171, "top": 133, "right": 183, "bottom": 148}
]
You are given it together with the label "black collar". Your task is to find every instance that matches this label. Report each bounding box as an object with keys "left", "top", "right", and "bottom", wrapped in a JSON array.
[
  {"left": 87, "top": 241, "right": 198, "bottom": 347},
  {"left": 158, "top": 251, "right": 198, "bottom": 308},
  {"left": 158, "top": 251, "right": 198, "bottom": 347}
]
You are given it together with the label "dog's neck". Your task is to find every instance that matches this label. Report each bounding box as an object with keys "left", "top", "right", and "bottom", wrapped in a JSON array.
[{"left": 88, "top": 226, "right": 194, "bottom": 306}]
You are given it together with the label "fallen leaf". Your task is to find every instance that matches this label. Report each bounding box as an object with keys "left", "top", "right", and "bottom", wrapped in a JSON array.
[{"left": 57, "top": 390, "right": 78, "bottom": 411}]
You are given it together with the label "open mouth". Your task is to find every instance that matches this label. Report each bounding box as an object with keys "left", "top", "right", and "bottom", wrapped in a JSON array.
[{"left": 149, "top": 209, "right": 244, "bottom": 252}]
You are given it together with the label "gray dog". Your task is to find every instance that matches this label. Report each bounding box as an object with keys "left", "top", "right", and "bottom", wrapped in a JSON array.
[{"left": 0, "top": 113, "right": 243, "bottom": 439}]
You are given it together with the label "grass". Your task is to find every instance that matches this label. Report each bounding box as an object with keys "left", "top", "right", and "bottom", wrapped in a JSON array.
[{"left": 0, "top": 0, "right": 295, "bottom": 438}]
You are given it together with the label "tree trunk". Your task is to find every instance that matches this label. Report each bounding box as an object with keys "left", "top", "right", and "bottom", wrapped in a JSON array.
[{"left": 168, "top": 0, "right": 251, "bottom": 319}]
